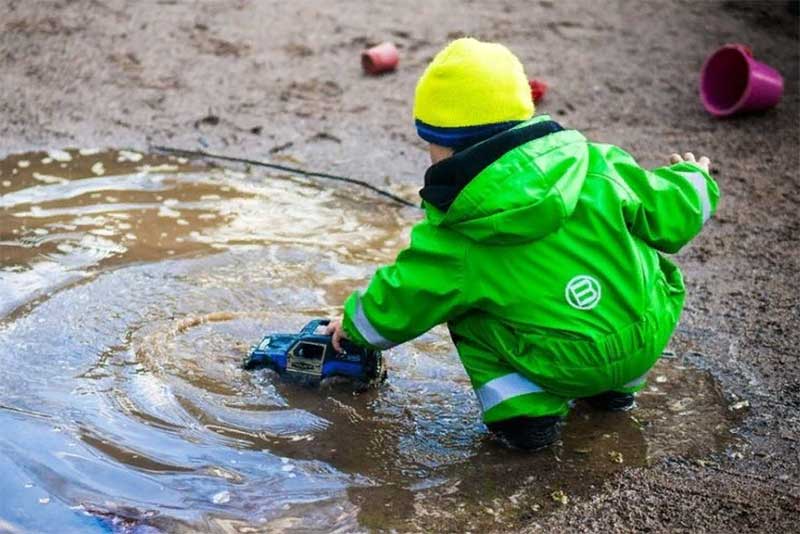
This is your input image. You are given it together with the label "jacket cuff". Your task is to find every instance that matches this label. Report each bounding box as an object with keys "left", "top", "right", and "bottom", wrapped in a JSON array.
[
  {"left": 668, "top": 162, "right": 717, "bottom": 223},
  {"left": 342, "top": 291, "right": 398, "bottom": 350}
]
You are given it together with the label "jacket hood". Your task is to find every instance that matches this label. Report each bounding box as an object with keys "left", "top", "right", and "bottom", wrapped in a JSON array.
[{"left": 421, "top": 115, "right": 588, "bottom": 245}]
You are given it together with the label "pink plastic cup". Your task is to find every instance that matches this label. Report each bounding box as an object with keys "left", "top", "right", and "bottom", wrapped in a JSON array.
[
  {"left": 361, "top": 42, "right": 399, "bottom": 75},
  {"left": 700, "top": 44, "right": 784, "bottom": 117}
]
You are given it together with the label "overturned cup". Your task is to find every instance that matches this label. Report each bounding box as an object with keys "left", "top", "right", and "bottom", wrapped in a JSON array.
[
  {"left": 700, "top": 43, "right": 784, "bottom": 117},
  {"left": 361, "top": 42, "right": 399, "bottom": 75}
]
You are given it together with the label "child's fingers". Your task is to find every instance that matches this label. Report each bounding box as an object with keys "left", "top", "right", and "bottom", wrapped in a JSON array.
[
  {"left": 683, "top": 152, "right": 696, "bottom": 162},
  {"left": 699, "top": 156, "right": 711, "bottom": 168},
  {"left": 332, "top": 329, "right": 343, "bottom": 352},
  {"left": 669, "top": 153, "right": 683, "bottom": 164}
]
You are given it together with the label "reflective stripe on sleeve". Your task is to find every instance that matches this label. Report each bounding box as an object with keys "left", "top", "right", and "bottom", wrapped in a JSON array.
[
  {"left": 475, "top": 372, "right": 545, "bottom": 412},
  {"left": 677, "top": 171, "right": 711, "bottom": 223},
  {"left": 352, "top": 292, "right": 397, "bottom": 350},
  {"left": 622, "top": 373, "right": 648, "bottom": 389}
]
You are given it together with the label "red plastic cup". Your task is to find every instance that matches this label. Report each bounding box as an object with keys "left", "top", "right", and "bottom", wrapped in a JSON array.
[
  {"left": 361, "top": 42, "right": 399, "bottom": 75},
  {"left": 700, "top": 44, "right": 784, "bottom": 117},
  {"left": 529, "top": 79, "right": 548, "bottom": 104}
]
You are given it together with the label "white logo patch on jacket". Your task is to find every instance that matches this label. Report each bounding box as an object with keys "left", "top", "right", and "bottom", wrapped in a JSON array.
[{"left": 565, "top": 275, "right": 601, "bottom": 310}]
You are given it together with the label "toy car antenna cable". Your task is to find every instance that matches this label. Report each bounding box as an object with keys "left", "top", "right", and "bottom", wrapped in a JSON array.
[{"left": 151, "top": 145, "right": 419, "bottom": 209}]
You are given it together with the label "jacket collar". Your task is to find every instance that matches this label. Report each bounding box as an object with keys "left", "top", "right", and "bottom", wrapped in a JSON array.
[{"left": 419, "top": 117, "right": 564, "bottom": 213}]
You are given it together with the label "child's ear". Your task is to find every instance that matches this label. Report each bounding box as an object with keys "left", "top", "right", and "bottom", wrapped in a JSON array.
[{"left": 429, "top": 144, "right": 454, "bottom": 164}]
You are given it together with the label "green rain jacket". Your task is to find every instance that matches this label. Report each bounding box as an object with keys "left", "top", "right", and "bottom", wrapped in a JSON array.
[{"left": 342, "top": 115, "right": 719, "bottom": 418}]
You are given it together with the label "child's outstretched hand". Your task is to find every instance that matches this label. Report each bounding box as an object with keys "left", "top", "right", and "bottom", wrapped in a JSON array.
[
  {"left": 669, "top": 152, "right": 711, "bottom": 173},
  {"left": 325, "top": 319, "right": 348, "bottom": 353}
]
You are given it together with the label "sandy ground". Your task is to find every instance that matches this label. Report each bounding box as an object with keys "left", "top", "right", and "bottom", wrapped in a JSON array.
[{"left": 1, "top": 0, "right": 799, "bottom": 531}]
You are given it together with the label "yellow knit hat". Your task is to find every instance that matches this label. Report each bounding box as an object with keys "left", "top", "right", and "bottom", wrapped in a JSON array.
[{"left": 414, "top": 38, "right": 534, "bottom": 134}]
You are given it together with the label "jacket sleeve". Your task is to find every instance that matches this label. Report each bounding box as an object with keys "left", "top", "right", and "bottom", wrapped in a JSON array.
[
  {"left": 607, "top": 146, "right": 721, "bottom": 253},
  {"left": 341, "top": 223, "right": 469, "bottom": 349}
]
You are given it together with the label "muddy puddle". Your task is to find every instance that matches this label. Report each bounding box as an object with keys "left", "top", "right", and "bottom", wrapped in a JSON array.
[{"left": 0, "top": 149, "right": 743, "bottom": 533}]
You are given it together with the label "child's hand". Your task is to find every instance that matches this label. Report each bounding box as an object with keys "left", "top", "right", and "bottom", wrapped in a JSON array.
[
  {"left": 669, "top": 152, "right": 711, "bottom": 173},
  {"left": 324, "top": 319, "right": 349, "bottom": 353}
]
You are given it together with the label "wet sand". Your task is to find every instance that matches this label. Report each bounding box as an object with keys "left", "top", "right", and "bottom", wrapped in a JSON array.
[{"left": 1, "top": 1, "right": 799, "bottom": 532}]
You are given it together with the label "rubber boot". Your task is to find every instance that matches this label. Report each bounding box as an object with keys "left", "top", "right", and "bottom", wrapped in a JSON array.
[
  {"left": 585, "top": 391, "right": 636, "bottom": 412},
  {"left": 487, "top": 416, "right": 562, "bottom": 450}
]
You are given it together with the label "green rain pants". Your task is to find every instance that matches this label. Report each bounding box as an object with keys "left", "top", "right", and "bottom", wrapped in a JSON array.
[{"left": 456, "top": 308, "right": 680, "bottom": 424}]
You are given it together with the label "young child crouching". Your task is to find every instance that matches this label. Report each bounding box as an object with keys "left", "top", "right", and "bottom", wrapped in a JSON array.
[{"left": 326, "top": 38, "right": 719, "bottom": 450}]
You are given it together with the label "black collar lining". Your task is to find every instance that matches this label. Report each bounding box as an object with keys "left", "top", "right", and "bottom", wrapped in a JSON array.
[{"left": 420, "top": 120, "right": 564, "bottom": 212}]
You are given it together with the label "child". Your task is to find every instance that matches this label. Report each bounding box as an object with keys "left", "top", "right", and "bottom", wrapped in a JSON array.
[{"left": 326, "top": 38, "right": 719, "bottom": 449}]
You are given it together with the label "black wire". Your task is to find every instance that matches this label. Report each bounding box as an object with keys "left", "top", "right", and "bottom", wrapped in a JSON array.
[{"left": 151, "top": 145, "right": 419, "bottom": 208}]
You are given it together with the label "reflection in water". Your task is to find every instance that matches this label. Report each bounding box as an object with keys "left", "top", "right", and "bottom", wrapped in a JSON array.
[{"left": 0, "top": 150, "right": 739, "bottom": 532}]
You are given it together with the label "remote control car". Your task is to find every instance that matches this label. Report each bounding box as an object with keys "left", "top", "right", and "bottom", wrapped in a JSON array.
[{"left": 244, "top": 319, "right": 386, "bottom": 386}]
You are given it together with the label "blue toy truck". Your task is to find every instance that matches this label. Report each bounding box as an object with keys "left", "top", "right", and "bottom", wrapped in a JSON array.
[{"left": 244, "top": 319, "right": 386, "bottom": 386}]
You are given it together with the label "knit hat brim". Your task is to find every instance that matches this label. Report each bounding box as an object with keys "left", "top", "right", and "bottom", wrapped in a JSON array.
[{"left": 415, "top": 119, "right": 526, "bottom": 148}]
